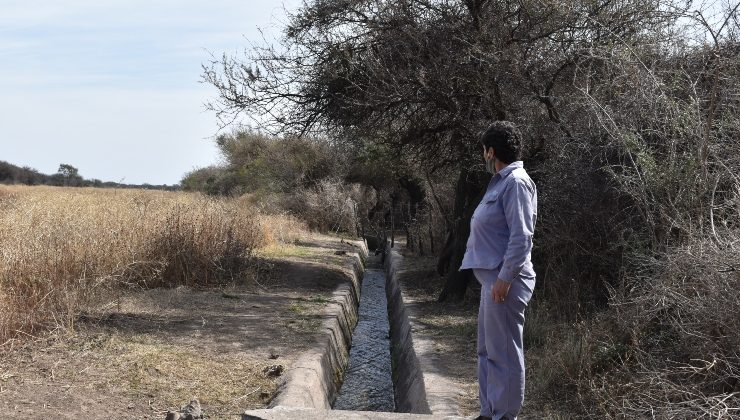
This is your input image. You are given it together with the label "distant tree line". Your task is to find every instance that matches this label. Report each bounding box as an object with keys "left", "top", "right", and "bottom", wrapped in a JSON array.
[{"left": 0, "top": 161, "right": 179, "bottom": 191}]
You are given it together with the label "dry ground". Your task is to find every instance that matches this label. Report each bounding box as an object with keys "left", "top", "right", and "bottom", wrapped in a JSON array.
[{"left": 0, "top": 234, "right": 363, "bottom": 420}]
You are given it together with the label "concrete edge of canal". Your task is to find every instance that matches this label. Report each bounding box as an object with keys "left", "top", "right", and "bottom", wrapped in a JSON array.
[
  {"left": 384, "top": 242, "right": 462, "bottom": 417},
  {"left": 384, "top": 242, "right": 431, "bottom": 414},
  {"left": 267, "top": 238, "right": 368, "bottom": 410}
]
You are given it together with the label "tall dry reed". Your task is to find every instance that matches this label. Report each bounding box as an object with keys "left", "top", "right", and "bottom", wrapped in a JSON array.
[{"left": 0, "top": 185, "right": 305, "bottom": 345}]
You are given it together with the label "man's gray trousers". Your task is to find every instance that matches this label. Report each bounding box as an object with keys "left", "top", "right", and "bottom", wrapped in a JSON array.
[{"left": 474, "top": 268, "right": 535, "bottom": 420}]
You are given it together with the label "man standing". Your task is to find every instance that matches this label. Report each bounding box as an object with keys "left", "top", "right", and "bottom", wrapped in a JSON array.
[{"left": 459, "top": 121, "right": 537, "bottom": 420}]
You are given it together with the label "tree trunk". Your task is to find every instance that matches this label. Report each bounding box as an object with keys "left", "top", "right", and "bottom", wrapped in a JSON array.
[
  {"left": 428, "top": 208, "right": 435, "bottom": 254},
  {"left": 437, "top": 165, "right": 488, "bottom": 301}
]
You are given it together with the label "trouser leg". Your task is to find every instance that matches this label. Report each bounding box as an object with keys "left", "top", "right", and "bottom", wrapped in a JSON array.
[
  {"left": 475, "top": 269, "right": 534, "bottom": 420},
  {"left": 477, "top": 278, "right": 492, "bottom": 417}
]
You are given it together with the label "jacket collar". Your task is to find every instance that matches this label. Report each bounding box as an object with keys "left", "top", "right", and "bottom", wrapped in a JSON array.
[{"left": 494, "top": 160, "right": 523, "bottom": 180}]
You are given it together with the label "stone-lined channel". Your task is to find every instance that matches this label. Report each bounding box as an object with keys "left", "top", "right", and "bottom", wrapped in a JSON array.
[{"left": 332, "top": 254, "right": 395, "bottom": 411}]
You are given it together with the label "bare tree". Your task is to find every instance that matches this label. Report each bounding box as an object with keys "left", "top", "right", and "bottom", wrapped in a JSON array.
[{"left": 204, "top": 0, "right": 689, "bottom": 300}]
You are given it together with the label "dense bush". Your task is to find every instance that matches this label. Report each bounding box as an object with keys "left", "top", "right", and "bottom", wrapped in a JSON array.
[
  {"left": 283, "top": 178, "right": 379, "bottom": 233},
  {"left": 181, "top": 131, "right": 345, "bottom": 196},
  {"left": 515, "top": 18, "right": 740, "bottom": 418},
  {"left": 593, "top": 235, "right": 740, "bottom": 418},
  {"left": 180, "top": 131, "right": 402, "bottom": 236}
]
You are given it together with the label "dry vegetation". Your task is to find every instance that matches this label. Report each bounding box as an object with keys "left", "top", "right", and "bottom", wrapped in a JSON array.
[
  {"left": 0, "top": 230, "right": 362, "bottom": 419},
  {"left": 0, "top": 185, "right": 306, "bottom": 347}
]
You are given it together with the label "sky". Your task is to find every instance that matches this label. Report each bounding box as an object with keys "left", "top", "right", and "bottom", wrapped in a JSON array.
[{"left": 0, "top": 0, "right": 303, "bottom": 185}]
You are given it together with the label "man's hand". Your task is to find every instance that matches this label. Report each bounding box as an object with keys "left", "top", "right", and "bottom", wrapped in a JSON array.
[{"left": 491, "top": 279, "right": 511, "bottom": 303}]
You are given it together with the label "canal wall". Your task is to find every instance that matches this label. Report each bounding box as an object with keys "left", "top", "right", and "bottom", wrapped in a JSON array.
[
  {"left": 269, "top": 239, "right": 368, "bottom": 409},
  {"left": 383, "top": 243, "right": 431, "bottom": 414},
  {"left": 267, "top": 238, "right": 459, "bottom": 416},
  {"left": 384, "top": 243, "right": 462, "bottom": 417}
]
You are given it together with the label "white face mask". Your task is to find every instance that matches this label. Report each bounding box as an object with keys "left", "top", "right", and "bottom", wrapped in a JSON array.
[
  {"left": 484, "top": 148, "right": 497, "bottom": 174},
  {"left": 485, "top": 157, "right": 496, "bottom": 174}
]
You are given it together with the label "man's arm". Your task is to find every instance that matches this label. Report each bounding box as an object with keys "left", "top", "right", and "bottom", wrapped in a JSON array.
[
  {"left": 498, "top": 178, "right": 536, "bottom": 282},
  {"left": 491, "top": 177, "right": 536, "bottom": 303}
]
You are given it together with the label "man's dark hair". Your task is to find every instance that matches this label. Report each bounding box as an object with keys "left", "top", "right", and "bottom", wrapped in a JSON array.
[{"left": 479, "top": 121, "right": 522, "bottom": 164}]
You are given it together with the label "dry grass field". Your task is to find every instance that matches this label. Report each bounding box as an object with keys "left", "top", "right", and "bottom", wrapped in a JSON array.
[
  {"left": 0, "top": 185, "right": 305, "bottom": 347},
  {"left": 0, "top": 185, "right": 376, "bottom": 419}
]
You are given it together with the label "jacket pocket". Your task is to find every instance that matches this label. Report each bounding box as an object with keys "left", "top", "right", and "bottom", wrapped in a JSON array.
[{"left": 479, "top": 196, "right": 501, "bottom": 222}]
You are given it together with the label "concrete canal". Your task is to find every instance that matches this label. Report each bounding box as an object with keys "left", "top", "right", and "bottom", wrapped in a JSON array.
[{"left": 332, "top": 253, "right": 395, "bottom": 412}]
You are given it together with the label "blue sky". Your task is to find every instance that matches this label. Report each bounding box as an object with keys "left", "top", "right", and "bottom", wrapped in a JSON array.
[{"left": 0, "top": 0, "right": 302, "bottom": 185}]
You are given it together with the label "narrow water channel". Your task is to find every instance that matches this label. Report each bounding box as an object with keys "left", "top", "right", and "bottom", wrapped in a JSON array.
[{"left": 332, "top": 254, "right": 395, "bottom": 411}]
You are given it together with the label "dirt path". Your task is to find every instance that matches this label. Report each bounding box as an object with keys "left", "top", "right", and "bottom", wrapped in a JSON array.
[
  {"left": 391, "top": 251, "right": 480, "bottom": 417},
  {"left": 0, "top": 233, "right": 364, "bottom": 420}
]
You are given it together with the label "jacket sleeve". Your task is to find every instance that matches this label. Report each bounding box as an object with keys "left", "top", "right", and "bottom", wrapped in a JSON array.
[{"left": 498, "top": 178, "right": 536, "bottom": 282}]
